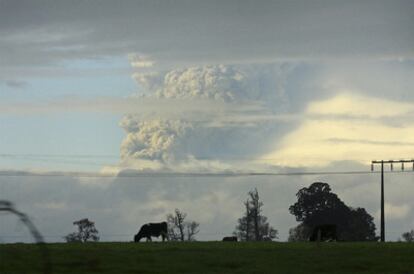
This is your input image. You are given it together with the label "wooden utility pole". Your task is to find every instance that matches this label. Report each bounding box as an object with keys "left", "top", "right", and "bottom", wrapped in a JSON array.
[{"left": 371, "top": 159, "right": 414, "bottom": 242}]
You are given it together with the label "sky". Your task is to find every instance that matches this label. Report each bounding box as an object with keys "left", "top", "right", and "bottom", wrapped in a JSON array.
[{"left": 0, "top": 0, "right": 414, "bottom": 242}]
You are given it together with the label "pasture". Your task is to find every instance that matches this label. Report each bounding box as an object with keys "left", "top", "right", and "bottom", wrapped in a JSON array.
[{"left": 1, "top": 242, "right": 413, "bottom": 274}]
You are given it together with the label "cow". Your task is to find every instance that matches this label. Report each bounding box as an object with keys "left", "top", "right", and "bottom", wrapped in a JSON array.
[
  {"left": 222, "top": 236, "right": 238, "bottom": 242},
  {"left": 309, "top": 224, "right": 337, "bottom": 242},
  {"left": 134, "top": 222, "right": 168, "bottom": 242}
]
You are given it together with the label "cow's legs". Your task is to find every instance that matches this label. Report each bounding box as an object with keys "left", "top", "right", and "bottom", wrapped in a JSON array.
[
  {"left": 161, "top": 232, "right": 168, "bottom": 242},
  {"left": 146, "top": 236, "right": 152, "bottom": 242}
]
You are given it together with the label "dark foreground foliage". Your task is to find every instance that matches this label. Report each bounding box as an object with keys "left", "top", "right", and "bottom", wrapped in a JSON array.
[
  {"left": 289, "top": 182, "right": 377, "bottom": 241},
  {"left": 1, "top": 242, "right": 414, "bottom": 274}
]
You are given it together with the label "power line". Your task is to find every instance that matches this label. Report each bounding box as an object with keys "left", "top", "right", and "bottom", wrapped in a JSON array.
[{"left": 0, "top": 169, "right": 412, "bottom": 178}]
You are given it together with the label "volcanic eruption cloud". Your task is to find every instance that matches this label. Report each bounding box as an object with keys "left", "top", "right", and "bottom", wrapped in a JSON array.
[{"left": 118, "top": 61, "right": 296, "bottom": 172}]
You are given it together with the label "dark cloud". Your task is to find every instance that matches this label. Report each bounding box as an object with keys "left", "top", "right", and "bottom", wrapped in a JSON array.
[
  {"left": 1, "top": 0, "right": 413, "bottom": 71},
  {"left": 5, "top": 80, "right": 28, "bottom": 88}
]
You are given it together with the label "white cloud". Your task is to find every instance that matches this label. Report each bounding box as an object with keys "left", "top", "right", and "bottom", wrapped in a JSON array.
[
  {"left": 308, "top": 92, "right": 414, "bottom": 118},
  {"left": 119, "top": 60, "right": 414, "bottom": 172},
  {"left": 156, "top": 65, "right": 249, "bottom": 101},
  {"left": 132, "top": 71, "right": 163, "bottom": 91},
  {"left": 114, "top": 63, "right": 299, "bottom": 172},
  {"left": 128, "top": 54, "right": 155, "bottom": 68},
  {"left": 132, "top": 64, "right": 289, "bottom": 104},
  {"left": 119, "top": 119, "right": 192, "bottom": 163},
  {"left": 264, "top": 93, "right": 414, "bottom": 168}
]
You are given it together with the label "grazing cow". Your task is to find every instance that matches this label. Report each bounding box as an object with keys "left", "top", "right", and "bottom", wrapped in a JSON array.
[
  {"left": 309, "top": 224, "right": 337, "bottom": 242},
  {"left": 222, "top": 236, "right": 238, "bottom": 242},
  {"left": 134, "top": 222, "right": 168, "bottom": 242}
]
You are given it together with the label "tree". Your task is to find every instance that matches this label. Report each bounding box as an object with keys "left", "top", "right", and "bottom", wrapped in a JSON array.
[
  {"left": 235, "top": 196, "right": 254, "bottom": 241},
  {"left": 185, "top": 221, "right": 200, "bottom": 241},
  {"left": 288, "top": 223, "right": 312, "bottom": 242},
  {"left": 234, "top": 188, "right": 278, "bottom": 241},
  {"left": 167, "top": 209, "right": 200, "bottom": 241},
  {"left": 64, "top": 218, "right": 99, "bottom": 243},
  {"left": 342, "top": 207, "right": 377, "bottom": 241},
  {"left": 289, "top": 182, "right": 377, "bottom": 241},
  {"left": 401, "top": 230, "right": 414, "bottom": 242}
]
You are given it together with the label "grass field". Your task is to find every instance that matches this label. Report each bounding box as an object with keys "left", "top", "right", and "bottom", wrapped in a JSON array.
[{"left": 1, "top": 242, "right": 413, "bottom": 274}]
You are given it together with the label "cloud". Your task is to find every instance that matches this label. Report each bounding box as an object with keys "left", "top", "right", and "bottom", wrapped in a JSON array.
[
  {"left": 376, "top": 203, "right": 411, "bottom": 220},
  {"left": 132, "top": 64, "right": 290, "bottom": 103},
  {"left": 2, "top": 60, "right": 413, "bottom": 174},
  {"left": 128, "top": 54, "right": 155, "bottom": 68},
  {"left": 1, "top": 169, "right": 413, "bottom": 242},
  {"left": 0, "top": 96, "right": 223, "bottom": 115},
  {"left": 119, "top": 119, "right": 192, "bottom": 163},
  {"left": 308, "top": 93, "right": 414, "bottom": 119},
  {"left": 34, "top": 201, "right": 66, "bottom": 210},
  {"left": 117, "top": 117, "right": 283, "bottom": 172},
  {"left": 5, "top": 80, "right": 28, "bottom": 88},
  {"left": 154, "top": 65, "right": 251, "bottom": 101},
  {"left": 116, "top": 63, "right": 300, "bottom": 172},
  {"left": 264, "top": 93, "right": 414, "bottom": 167},
  {"left": 1, "top": 0, "right": 413, "bottom": 75},
  {"left": 326, "top": 138, "right": 414, "bottom": 147},
  {"left": 1, "top": 1, "right": 414, "bottom": 244},
  {"left": 119, "top": 60, "right": 414, "bottom": 172}
]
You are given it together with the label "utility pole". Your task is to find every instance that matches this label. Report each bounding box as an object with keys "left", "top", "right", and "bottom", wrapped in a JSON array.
[{"left": 371, "top": 159, "right": 414, "bottom": 242}]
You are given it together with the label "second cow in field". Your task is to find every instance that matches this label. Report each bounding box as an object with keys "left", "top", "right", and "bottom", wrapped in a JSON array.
[
  {"left": 309, "top": 224, "right": 337, "bottom": 242},
  {"left": 222, "top": 236, "right": 238, "bottom": 242},
  {"left": 134, "top": 222, "right": 168, "bottom": 242}
]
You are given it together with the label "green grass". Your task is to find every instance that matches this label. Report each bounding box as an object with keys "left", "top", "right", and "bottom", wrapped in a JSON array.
[{"left": 1, "top": 242, "right": 414, "bottom": 274}]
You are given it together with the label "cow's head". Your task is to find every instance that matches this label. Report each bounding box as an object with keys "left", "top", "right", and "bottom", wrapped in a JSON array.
[{"left": 134, "top": 233, "right": 141, "bottom": 242}]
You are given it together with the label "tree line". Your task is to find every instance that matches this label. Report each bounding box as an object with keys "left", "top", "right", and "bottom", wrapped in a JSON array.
[{"left": 64, "top": 182, "right": 413, "bottom": 243}]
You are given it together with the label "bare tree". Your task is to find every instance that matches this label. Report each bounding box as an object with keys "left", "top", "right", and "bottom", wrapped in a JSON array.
[
  {"left": 186, "top": 221, "right": 200, "bottom": 241},
  {"left": 64, "top": 218, "right": 99, "bottom": 243},
  {"left": 234, "top": 188, "right": 278, "bottom": 241},
  {"left": 167, "top": 209, "right": 200, "bottom": 241},
  {"left": 401, "top": 230, "right": 414, "bottom": 242}
]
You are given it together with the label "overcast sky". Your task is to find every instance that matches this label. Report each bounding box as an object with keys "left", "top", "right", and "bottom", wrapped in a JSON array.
[{"left": 0, "top": 0, "right": 413, "bottom": 242}]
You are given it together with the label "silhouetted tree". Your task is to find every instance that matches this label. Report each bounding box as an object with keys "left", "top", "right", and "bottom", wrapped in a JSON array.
[
  {"left": 234, "top": 199, "right": 252, "bottom": 241},
  {"left": 342, "top": 207, "right": 377, "bottom": 241},
  {"left": 289, "top": 182, "right": 377, "bottom": 241},
  {"left": 167, "top": 208, "right": 199, "bottom": 241},
  {"left": 234, "top": 188, "right": 278, "bottom": 241},
  {"left": 401, "top": 230, "right": 414, "bottom": 242},
  {"left": 64, "top": 218, "right": 99, "bottom": 242},
  {"left": 186, "top": 221, "right": 200, "bottom": 241}
]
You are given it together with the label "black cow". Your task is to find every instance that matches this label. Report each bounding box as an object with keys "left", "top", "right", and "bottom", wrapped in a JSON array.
[
  {"left": 134, "top": 222, "right": 168, "bottom": 242},
  {"left": 309, "top": 224, "right": 337, "bottom": 242},
  {"left": 222, "top": 236, "right": 238, "bottom": 242}
]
